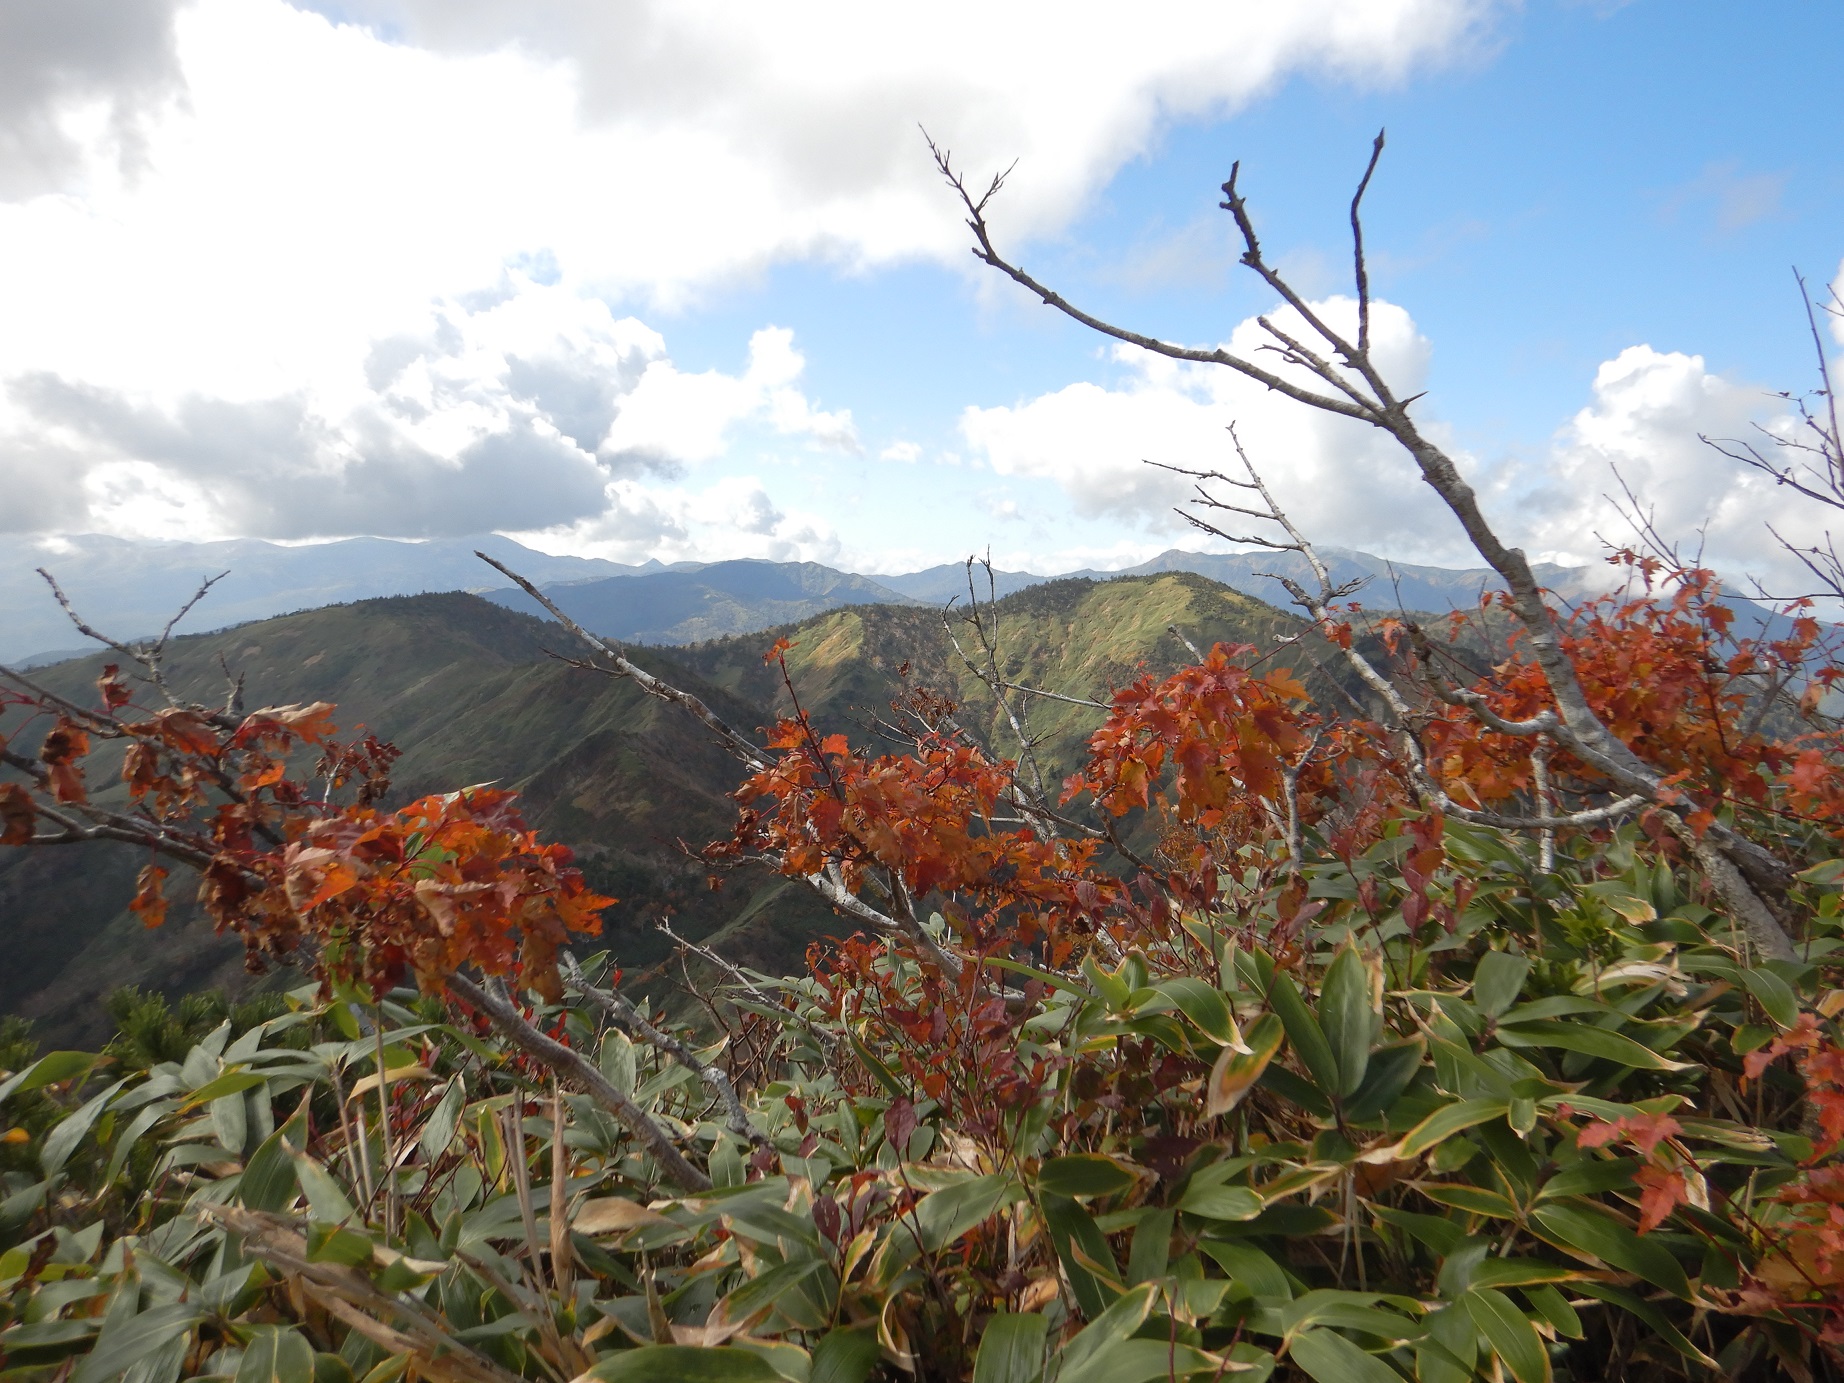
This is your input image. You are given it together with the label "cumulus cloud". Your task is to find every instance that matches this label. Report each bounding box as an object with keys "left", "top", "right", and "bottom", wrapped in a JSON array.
[
  {"left": 0, "top": 0, "right": 1503, "bottom": 402},
  {"left": 0, "top": 278, "right": 851, "bottom": 544},
  {"left": 518, "top": 476, "right": 845, "bottom": 567},
  {"left": 956, "top": 295, "right": 1841, "bottom": 594},
  {"left": 1508, "top": 345, "right": 1827, "bottom": 593},
  {"left": 960, "top": 295, "right": 1466, "bottom": 561},
  {"left": 304, "top": 0, "right": 1498, "bottom": 277}
]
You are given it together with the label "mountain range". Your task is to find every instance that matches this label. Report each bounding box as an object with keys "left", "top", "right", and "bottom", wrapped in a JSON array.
[
  {"left": 3, "top": 532, "right": 1609, "bottom": 664},
  {"left": 0, "top": 570, "right": 1319, "bottom": 1044}
]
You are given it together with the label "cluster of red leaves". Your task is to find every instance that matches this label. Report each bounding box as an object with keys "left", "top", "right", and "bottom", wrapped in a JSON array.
[
  {"left": 1571, "top": 1108, "right": 1690, "bottom": 1234},
  {"left": 724, "top": 711, "right": 1117, "bottom": 961},
  {"left": 271, "top": 788, "right": 609, "bottom": 1000},
  {"left": 0, "top": 669, "right": 607, "bottom": 1000},
  {"left": 1068, "top": 643, "right": 1326, "bottom": 825},
  {"left": 808, "top": 935, "right": 1059, "bottom": 1144},
  {"left": 1417, "top": 560, "right": 1844, "bottom": 832},
  {"left": 1739, "top": 1018, "right": 1844, "bottom": 1301}
]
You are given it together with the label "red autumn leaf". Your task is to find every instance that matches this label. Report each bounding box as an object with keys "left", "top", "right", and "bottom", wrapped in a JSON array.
[
  {"left": 885, "top": 1096, "right": 918, "bottom": 1155},
  {"left": 763, "top": 636, "right": 794, "bottom": 664},
  {"left": 97, "top": 665, "right": 132, "bottom": 711},
  {"left": 1634, "top": 1164, "right": 1687, "bottom": 1234},
  {"left": 1575, "top": 1119, "right": 1623, "bottom": 1150}
]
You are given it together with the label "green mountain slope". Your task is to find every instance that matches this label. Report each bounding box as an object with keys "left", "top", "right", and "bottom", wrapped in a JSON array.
[{"left": 0, "top": 574, "right": 1320, "bottom": 1044}]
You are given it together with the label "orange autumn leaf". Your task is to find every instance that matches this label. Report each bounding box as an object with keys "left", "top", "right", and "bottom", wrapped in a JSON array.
[
  {"left": 130, "top": 863, "right": 170, "bottom": 929},
  {"left": 0, "top": 784, "right": 34, "bottom": 845}
]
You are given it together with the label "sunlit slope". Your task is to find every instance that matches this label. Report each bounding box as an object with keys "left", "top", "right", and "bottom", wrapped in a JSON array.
[{"left": 677, "top": 572, "right": 1311, "bottom": 780}]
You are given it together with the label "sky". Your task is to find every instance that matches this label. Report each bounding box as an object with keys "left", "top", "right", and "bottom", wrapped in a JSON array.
[{"left": 1, "top": 0, "right": 1840, "bottom": 592}]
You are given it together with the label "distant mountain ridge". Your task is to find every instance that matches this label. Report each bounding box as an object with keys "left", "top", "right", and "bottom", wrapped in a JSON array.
[
  {"left": 0, "top": 530, "right": 1626, "bottom": 663},
  {"left": 484, "top": 560, "right": 922, "bottom": 645}
]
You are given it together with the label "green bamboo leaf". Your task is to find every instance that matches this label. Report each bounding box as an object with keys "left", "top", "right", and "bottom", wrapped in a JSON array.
[
  {"left": 1125, "top": 1208, "right": 1173, "bottom": 1285},
  {"left": 1415, "top": 1304, "right": 1477, "bottom": 1383},
  {"left": 1319, "top": 944, "right": 1377, "bottom": 1097},
  {"left": 1143, "top": 978, "right": 1237, "bottom": 1045},
  {"left": 1342, "top": 1038, "right": 1425, "bottom": 1124},
  {"left": 1572, "top": 1283, "right": 1714, "bottom": 1367},
  {"left": 1492, "top": 1020, "right": 1689, "bottom": 1071},
  {"left": 1, "top": 1320, "right": 100, "bottom": 1350},
  {"left": 1470, "top": 1260, "right": 1586, "bottom": 1290},
  {"left": 70, "top": 1304, "right": 202, "bottom": 1383},
  {"left": 1081, "top": 956, "right": 1133, "bottom": 1010},
  {"left": 240, "top": 1106, "right": 307, "bottom": 1213},
  {"left": 1037, "top": 1154, "right": 1139, "bottom": 1200},
  {"left": 913, "top": 1173, "right": 1026, "bottom": 1253},
  {"left": 1415, "top": 1183, "right": 1517, "bottom": 1219},
  {"left": 1521, "top": 1285, "right": 1582, "bottom": 1339},
  {"left": 0, "top": 1051, "right": 97, "bottom": 1106},
  {"left": 1285, "top": 1327, "right": 1404, "bottom": 1383},
  {"left": 1738, "top": 968, "right": 1798, "bottom": 1029},
  {"left": 1043, "top": 1194, "right": 1120, "bottom": 1318},
  {"left": 1472, "top": 952, "right": 1531, "bottom": 1020},
  {"left": 1177, "top": 1184, "right": 1263, "bottom": 1222},
  {"left": 185, "top": 1070, "right": 268, "bottom": 1106},
  {"left": 581, "top": 1346, "right": 782, "bottom": 1382},
  {"left": 810, "top": 1326, "right": 881, "bottom": 1383},
  {"left": 1265, "top": 972, "right": 1340, "bottom": 1100},
  {"left": 1207, "top": 1014, "right": 1285, "bottom": 1118},
  {"left": 1396, "top": 1099, "right": 1510, "bottom": 1159},
  {"left": 1197, "top": 1239, "right": 1292, "bottom": 1299},
  {"left": 719, "top": 1258, "right": 825, "bottom": 1326},
  {"left": 417, "top": 1081, "right": 464, "bottom": 1161},
  {"left": 236, "top": 1327, "right": 317, "bottom": 1383},
  {"left": 1463, "top": 1288, "right": 1549, "bottom": 1383},
  {"left": 1056, "top": 1339, "right": 1219, "bottom": 1383},
  {"left": 213, "top": 1088, "right": 251, "bottom": 1156},
  {"left": 41, "top": 1078, "right": 129, "bottom": 1177},
  {"left": 973, "top": 1313, "right": 1047, "bottom": 1383},
  {"left": 1050, "top": 1282, "right": 1155, "bottom": 1380},
  {"left": 104, "top": 1099, "right": 178, "bottom": 1187},
  {"left": 1535, "top": 1158, "right": 1639, "bottom": 1202},
  {"left": 292, "top": 1152, "right": 356, "bottom": 1224},
  {"left": 1528, "top": 1204, "right": 1690, "bottom": 1299}
]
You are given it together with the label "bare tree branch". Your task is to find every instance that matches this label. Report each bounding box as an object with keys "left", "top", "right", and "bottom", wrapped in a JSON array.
[
  {"left": 476, "top": 550, "right": 771, "bottom": 773},
  {"left": 445, "top": 971, "right": 712, "bottom": 1193},
  {"left": 561, "top": 951, "right": 764, "bottom": 1147}
]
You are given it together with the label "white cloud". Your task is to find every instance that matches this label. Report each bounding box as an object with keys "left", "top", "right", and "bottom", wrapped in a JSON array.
[
  {"left": 880, "top": 441, "right": 922, "bottom": 463},
  {"left": 514, "top": 475, "right": 845, "bottom": 567},
  {"left": 1509, "top": 345, "right": 1827, "bottom": 595},
  {"left": 960, "top": 296, "right": 1467, "bottom": 562},
  {"left": 955, "top": 295, "right": 1844, "bottom": 595},
  {"left": 0, "top": 1, "right": 186, "bottom": 198},
  {"left": 0, "top": 276, "right": 850, "bottom": 544}
]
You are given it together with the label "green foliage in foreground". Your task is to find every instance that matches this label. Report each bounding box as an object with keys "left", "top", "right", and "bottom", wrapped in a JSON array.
[{"left": 1, "top": 824, "right": 1841, "bottom": 1382}]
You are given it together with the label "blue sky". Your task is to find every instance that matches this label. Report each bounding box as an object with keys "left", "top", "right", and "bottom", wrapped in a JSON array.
[
  {"left": 674, "top": 0, "right": 1841, "bottom": 446},
  {"left": 2, "top": 0, "right": 1839, "bottom": 586}
]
